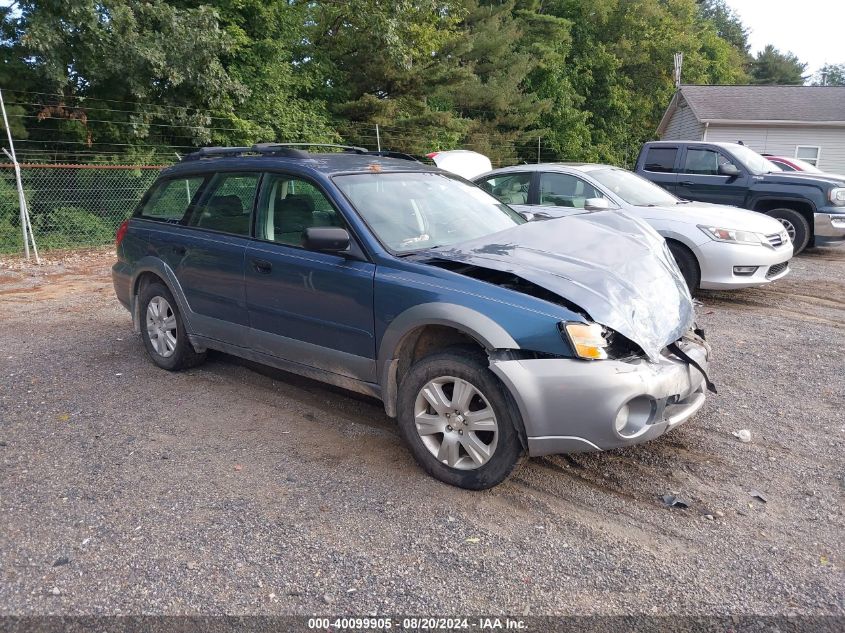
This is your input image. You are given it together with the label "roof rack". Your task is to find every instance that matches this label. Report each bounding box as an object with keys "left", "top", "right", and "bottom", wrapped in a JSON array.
[
  {"left": 255, "top": 142, "right": 368, "bottom": 153},
  {"left": 181, "top": 144, "right": 311, "bottom": 162},
  {"left": 180, "top": 143, "right": 422, "bottom": 163}
]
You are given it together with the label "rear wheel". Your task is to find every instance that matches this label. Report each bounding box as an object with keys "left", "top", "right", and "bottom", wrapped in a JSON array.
[
  {"left": 667, "top": 241, "right": 700, "bottom": 293},
  {"left": 396, "top": 348, "right": 523, "bottom": 490},
  {"left": 768, "top": 208, "right": 810, "bottom": 254},
  {"left": 139, "top": 282, "right": 206, "bottom": 371}
]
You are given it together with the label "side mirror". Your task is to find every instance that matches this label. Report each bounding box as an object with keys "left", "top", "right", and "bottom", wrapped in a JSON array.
[
  {"left": 303, "top": 227, "right": 350, "bottom": 253},
  {"left": 584, "top": 197, "right": 612, "bottom": 211},
  {"left": 518, "top": 210, "right": 536, "bottom": 222},
  {"left": 718, "top": 162, "right": 740, "bottom": 177}
]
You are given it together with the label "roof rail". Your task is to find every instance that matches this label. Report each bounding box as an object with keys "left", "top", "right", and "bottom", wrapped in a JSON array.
[
  {"left": 255, "top": 142, "right": 369, "bottom": 153},
  {"left": 179, "top": 143, "right": 422, "bottom": 163},
  {"left": 361, "top": 150, "right": 422, "bottom": 162},
  {"left": 182, "top": 144, "right": 313, "bottom": 162}
]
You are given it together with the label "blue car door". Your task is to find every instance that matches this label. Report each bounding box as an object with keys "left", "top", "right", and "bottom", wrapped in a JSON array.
[
  {"left": 244, "top": 172, "right": 377, "bottom": 383},
  {"left": 172, "top": 171, "right": 262, "bottom": 346}
]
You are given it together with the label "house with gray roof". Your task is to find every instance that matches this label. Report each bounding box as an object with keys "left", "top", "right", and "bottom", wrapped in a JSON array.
[{"left": 657, "top": 85, "right": 845, "bottom": 174}]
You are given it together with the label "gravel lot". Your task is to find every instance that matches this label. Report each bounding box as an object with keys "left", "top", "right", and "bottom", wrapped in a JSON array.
[{"left": 0, "top": 247, "right": 843, "bottom": 617}]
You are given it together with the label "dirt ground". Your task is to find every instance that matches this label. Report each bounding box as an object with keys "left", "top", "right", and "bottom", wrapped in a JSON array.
[{"left": 0, "top": 246, "right": 843, "bottom": 617}]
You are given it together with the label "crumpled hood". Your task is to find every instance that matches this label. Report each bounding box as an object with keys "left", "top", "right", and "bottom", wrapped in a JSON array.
[{"left": 421, "top": 211, "right": 695, "bottom": 362}]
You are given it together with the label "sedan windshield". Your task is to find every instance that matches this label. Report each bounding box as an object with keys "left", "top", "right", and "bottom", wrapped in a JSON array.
[
  {"left": 334, "top": 172, "right": 525, "bottom": 253},
  {"left": 589, "top": 168, "right": 680, "bottom": 207},
  {"left": 728, "top": 144, "right": 781, "bottom": 174}
]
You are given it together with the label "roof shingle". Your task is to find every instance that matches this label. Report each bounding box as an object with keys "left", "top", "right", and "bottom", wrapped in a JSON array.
[{"left": 680, "top": 84, "right": 845, "bottom": 122}]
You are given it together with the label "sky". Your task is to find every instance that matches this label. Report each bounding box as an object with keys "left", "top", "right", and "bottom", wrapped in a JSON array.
[{"left": 728, "top": 0, "right": 845, "bottom": 78}]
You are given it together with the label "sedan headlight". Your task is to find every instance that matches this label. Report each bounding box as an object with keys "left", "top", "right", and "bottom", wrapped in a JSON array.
[
  {"left": 698, "top": 225, "right": 764, "bottom": 245},
  {"left": 829, "top": 188, "right": 845, "bottom": 206},
  {"left": 562, "top": 322, "right": 608, "bottom": 360}
]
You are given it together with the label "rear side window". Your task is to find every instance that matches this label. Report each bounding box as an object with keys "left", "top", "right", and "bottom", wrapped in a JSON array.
[
  {"left": 138, "top": 177, "right": 205, "bottom": 221},
  {"left": 189, "top": 172, "right": 261, "bottom": 236},
  {"left": 643, "top": 147, "right": 678, "bottom": 173}
]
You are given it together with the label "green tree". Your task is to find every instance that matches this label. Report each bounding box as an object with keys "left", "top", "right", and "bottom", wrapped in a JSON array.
[
  {"left": 1, "top": 1, "right": 245, "bottom": 155},
  {"left": 696, "top": 0, "right": 749, "bottom": 53},
  {"left": 812, "top": 63, "right": 845, "bottom": 86},
  {"left": 751, "top": 45, "right": 808, "bottom": 85}
]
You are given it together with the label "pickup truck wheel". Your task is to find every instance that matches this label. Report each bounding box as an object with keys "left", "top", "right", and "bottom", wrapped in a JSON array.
[
  {"left": 397, "top": 349, "right": 523, "bottom": 490},
  {"left": 667, "top": 242, "right": 700, "bottom": 293},
  {"left": 139, "top": 282, "right": 206, "bottom": 371},
  {"left": 769, "top": 208, "right": 810, "bottom": 254}
]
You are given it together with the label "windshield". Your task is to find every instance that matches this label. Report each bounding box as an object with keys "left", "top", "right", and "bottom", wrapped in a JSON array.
[
  {"left": 589, "top": 168, "right": 680, "bottom": 206},
  {"left": 727, "top": 144, "right": 781, "bottom": 174},
  {"left": 334, "top": 172, "right": 525, "bottom": 253}
]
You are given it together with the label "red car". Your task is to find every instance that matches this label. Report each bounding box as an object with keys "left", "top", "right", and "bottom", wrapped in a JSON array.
[{"left": 763, "top": 154, "right": 845, "bottom": 180}]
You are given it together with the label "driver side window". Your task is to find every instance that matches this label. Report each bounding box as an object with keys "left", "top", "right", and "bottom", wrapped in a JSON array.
[
  {"left": 538, "top": 173, "right": 601, "bottom": 208},
  {"left": 683, "top": 149, "right": 735, "bottom": 176},
  {"left": 255, "top": 174, "right": 345, "bottom": 247},
  {"left": 479, "top": 173, "right": 531, "bottom": 205}
]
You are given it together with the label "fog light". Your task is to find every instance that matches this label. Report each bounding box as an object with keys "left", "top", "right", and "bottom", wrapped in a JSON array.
[
  {"left": 615, "top": 404, "right": 630, "bottom": 433},
  {"left": 733, "top": 265, "right": 758, "bottom": 275}
]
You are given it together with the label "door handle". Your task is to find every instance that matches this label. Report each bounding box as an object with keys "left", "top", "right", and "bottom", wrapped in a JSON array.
[
  {"left": 251, "top": 259, "right": 272, "bottom": 274},
  {"left": 679, "top": 181, "right": 695, "bottom": 186}
]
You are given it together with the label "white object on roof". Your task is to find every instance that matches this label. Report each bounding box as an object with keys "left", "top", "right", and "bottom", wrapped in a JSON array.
[{"left": 428, "top": 150, "right": 492, "bottom": 180}]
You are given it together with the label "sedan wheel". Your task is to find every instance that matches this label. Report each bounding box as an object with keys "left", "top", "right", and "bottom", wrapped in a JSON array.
[
  {"left": 414, "top": 376, "right": 499, "bottom": 470},
  {"left": 146, "top": 296, "right": 178, "bottom": 358}
]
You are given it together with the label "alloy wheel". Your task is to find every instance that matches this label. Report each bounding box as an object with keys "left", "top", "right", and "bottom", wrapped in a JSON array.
[
  {"left": 146, "top": 296, "right": 178, "bottom": 358},
  {"left": 413, "top": 376, "right": 499, "bottom": 470},
  {"left": 777, "top": 217, "right": 797, "bottom": 242}
]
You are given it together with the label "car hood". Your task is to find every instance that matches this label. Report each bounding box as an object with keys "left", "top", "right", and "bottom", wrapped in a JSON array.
[
  {"left": 756, "top": 171, "right": 845, "bottom": 187},
  {"left": 417, "top": 211, "right": 694, "bottom": 362},
  {"left": 639, "top": 201, "right": 786, "bottom": 234}
]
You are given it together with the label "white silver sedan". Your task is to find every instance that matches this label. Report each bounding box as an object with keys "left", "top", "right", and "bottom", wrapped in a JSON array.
[{"left": 473, "top": 163, "right": 793, "bottom": 291}]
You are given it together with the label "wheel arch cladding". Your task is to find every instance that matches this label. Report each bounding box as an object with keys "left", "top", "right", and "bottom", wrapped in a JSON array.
[
  {"left": 377, "top": 303, "right": 519, "bottom": 419},
  {"left": 130, "top": 258, "right": 192, "bottom": 335}
]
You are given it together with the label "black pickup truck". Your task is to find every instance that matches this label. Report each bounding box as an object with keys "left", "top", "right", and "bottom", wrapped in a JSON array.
[{"left": 635, "top": 141, "right": 845, "bottom": 253}]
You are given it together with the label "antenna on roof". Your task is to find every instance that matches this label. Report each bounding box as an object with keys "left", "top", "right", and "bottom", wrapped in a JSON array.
[{"left": 673, "top": 52, "right": 683, "bottom": 89}]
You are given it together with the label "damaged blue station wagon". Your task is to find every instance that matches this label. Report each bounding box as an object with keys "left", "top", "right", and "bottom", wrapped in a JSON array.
[{"left": 112, "top": 144, "right": 713, "bottom": 489}]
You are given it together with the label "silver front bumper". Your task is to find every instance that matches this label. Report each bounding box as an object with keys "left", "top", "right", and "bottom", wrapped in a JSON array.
[
  {"left": 490, "top": 340, "right": 709, "bottom": 456},
  {"left": 814, "top": 212, "right": 845, "bottom": 246}
]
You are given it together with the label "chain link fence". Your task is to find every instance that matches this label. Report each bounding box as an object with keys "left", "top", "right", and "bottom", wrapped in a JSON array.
[{"left": 0, "top": 163, "right": 163, "bottom": 254}]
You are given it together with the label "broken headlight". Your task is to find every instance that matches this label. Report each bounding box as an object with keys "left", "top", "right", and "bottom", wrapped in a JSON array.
[{"left": 561, "top": 322, "right": 608, "bottom": 360}]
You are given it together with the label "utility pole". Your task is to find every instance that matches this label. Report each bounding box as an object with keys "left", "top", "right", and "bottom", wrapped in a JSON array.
[
  {"left": 376, "top": 124, "right": 381, "bottom": 152},
  {"left": 537, "top": 137, "right": 541, "bottom": 164}
]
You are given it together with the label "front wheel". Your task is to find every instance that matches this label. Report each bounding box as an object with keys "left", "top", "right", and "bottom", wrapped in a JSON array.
[
  {"left": 667, "top": 241, "right": 700, "bottom": 293},
  {"left": 396, "top": 348, "right": 524, "bottom": 489},
  {"left": 769, "top": 208, "right": 810, "bottom": 254}
]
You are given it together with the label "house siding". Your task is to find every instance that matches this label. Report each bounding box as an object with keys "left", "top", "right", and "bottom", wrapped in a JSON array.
[
  {"left": 706, "top": 125, "right": 845, "bottom": 174},
  {"left": 662, "top": 99, "right": 704, "bottom": 140}
]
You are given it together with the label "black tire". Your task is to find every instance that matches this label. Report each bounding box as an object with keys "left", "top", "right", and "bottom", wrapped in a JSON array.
[
  {"left": 138, "top": 282, "right": 206, "bottom": 371},
  {"left": 396, "top": 348, "right": 524, "bottom": 490},
  {"left": 768, "top": 208, "right": 810, "bottom": 254},
  {"left": 667, "top": 241, "right": 700, "bottom": 293}
]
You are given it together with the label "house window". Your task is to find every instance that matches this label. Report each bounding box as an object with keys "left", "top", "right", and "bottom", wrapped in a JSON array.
[{"left": 795, "top": 146, "right": 821, "bottom": 167}]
